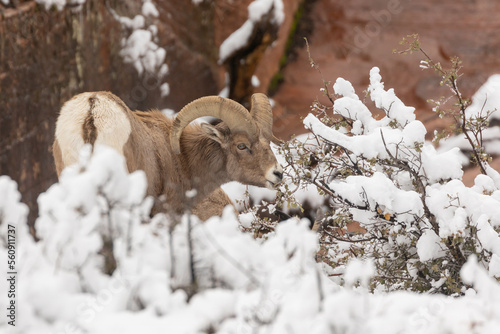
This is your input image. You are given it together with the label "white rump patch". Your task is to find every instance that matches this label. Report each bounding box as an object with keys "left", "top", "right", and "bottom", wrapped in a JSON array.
[{"left": 55, "top": 92, "right": 132, "bottom": 169}]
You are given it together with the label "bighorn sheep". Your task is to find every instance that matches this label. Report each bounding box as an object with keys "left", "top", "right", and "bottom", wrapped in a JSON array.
[{"left": 52, "top": 91, "right": 283, "bottom": 220}]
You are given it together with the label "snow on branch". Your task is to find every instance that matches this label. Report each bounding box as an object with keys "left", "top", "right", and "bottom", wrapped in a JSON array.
[{"left": 279, "top": 67, "right": 500, "bottom": 295}]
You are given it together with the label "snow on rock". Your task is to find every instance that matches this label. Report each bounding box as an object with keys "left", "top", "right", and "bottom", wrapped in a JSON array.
[
  {"left": 252, "top": 75, "right": 260, "bottom": 87},
  {"left": 120, "top": 28, "right": 167, "bottom": 76},
  {"left": 161, "top": 108, "right": 175, "bottom": 118},
  {"left": 219, "top": 0, "right": 284, "bottom": 63},
  {"left": 35, "top": 0, "right": 86, "bottom": 11},
  {"left": 248, "top": 0, "right": 283, "bottom": 23},
  {"left": 219, "top": 20, "right": 255, "bottom": 64},
  {"left": 160, "top": 82, "right": 170, "bottom": 97},
  {"left": 35, "top": 0, "right": 169, "bottom": 82},
  {"left": 108, "top": 1, "right": 169, "bottom": 82}
]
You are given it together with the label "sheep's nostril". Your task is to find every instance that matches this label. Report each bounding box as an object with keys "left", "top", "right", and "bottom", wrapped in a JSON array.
[{"left": 273, "top": 170, "right": 283, "bottom": 181}]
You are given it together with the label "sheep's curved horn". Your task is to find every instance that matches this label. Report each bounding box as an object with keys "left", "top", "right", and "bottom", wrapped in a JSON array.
[
  {"left": 171, "top": 96, "right": 258, "bottom": 154},
  {"left": 249, "top": 93, "right": 282, "bottom": 145}
]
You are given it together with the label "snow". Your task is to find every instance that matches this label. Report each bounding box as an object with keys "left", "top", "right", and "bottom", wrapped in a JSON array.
[
  {"left": 0, "top": 176, "right": 29, "bottom": 236},
  {"left": 161, "top": 108, "right": 175, "bottom": 118},
  {"left": 2, "top": 142, "right": 500, "bottom": 333},
  {"left": 301, "top": 67, "right": 500, "bottom": 298},
  {"left": 304, "top": 113, "right": 430, "bottom": 170},
  {"left": 305, "top": 69, "right": 431, "bottom": 170},
  {"left": 426, "top": 179, "right": 500, "bottom": 238},
  {"left": 248, "top": 0, "right": 282, "bottom": 23},
  {"left": 160, "top": 82, "right": 170, "bottom": 97},
  {"left": 421, "top": 145, "right": 463, "bottom": 182},
  {"left": 142, "top": 0, "right": 159, "bottom": 18},
  {"left": 368, "top": 67, "right": 416, "bottom": 127},
  {"left": 329, "top": 172, "right": 424, "bottom": 225},
  {"left": 35, "top": 0, "right": 86, "bottom": 10},
  {"left": 476, "top": 215, "right": 500, "bottom": 257},
  {"left": 219, "top": 20, "right": 254, "bottom": 64},
  {"left": 33, "top": 0, "right": 170, "bottom": 90},
  {"left": 120, "top": 28, "right": 167, "bottom": 76},
  {"left": 466, "top": 74, "right": 500, "bottom": 122},
  {"left": 252, "top": 75, "right": 260, "bottom": 87},
  {"left": 343, "top": 259, "right": 375, "bottom": 288},
  {"left": 438, "top": 127, "right": 500, "bottom": 166},
  {"left": 461, "top": 255, "right": 500, "bottom": 300},
  {"left": 219, "top": 0, "right": 284, "bottom": 63},
  {"left": 238, "top": 212, "right": 255, "bottom": 228},
  {"left": 333, "top": 77, "right": 357, "bottom": 98},
  {"left": 437, "top": 74, "right": 500, "bottom": 164},
  {"left": 103, "top": 1, "right": 169, "bottom": 86},
  {"left": 485, "top": 163, "right": 500, "bottom": 189},
  {"left": 417, "top": 229, "right": 445, "bottom": 262}
]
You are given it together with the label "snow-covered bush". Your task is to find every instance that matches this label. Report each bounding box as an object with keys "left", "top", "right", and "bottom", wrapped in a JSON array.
[
  {"left": 275, "top": 57, "right": 500, "bottom": 294},
  {"left": 2, "top": 141, "right": 500, "bottom": 332},
  {"left": 0, "top": 145, "right": 332, "bottom": 333}
]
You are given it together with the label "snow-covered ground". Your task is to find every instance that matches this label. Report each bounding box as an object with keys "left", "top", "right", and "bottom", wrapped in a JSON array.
[{"left": 1, "top": 142, "right": 500, "bottom": 333}]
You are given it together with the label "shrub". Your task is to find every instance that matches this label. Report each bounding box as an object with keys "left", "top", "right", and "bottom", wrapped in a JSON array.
[{"left": 275, "top": 37, "right": 500, "bottom": 294}]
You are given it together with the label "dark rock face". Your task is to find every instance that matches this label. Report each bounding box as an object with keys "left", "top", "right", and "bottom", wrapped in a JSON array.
[{"left": 1, "top": 1, "right": 158, "bottom": 228}]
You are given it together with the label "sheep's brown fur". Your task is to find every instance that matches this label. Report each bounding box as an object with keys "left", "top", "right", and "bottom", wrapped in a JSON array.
[{"left": 53, "top": 91, "right": 282, "bottom": 219}]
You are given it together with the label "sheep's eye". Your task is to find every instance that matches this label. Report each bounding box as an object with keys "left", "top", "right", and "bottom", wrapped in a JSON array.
[{"left": 237, "top": 143, "right": 247, "bottom": 150}]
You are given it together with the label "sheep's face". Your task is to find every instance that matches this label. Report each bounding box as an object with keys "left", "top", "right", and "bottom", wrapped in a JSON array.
[{"left": 202, "top": 124, "right": 283, "bottom": 189}]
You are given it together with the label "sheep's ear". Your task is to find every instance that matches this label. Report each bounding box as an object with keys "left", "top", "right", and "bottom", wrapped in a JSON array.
[{"left": 201, "top": 123, "right": 224, "bottom": 145}]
